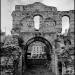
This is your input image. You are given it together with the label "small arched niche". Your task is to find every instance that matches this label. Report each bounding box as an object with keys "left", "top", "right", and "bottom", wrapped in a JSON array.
[
  {"left": 62, "top": 16, "right": 70, "bottom": 35},
  {"left": 34, "top": 16, "right": 40, "bottom": 30}
]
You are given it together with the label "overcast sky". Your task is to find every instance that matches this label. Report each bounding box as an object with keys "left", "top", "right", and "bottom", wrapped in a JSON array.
[{"left": 1, "top": 0, "right": 74, "bottom": 35}]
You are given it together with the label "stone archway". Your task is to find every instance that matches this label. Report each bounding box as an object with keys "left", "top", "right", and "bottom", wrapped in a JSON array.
[{"left": 22, "top": 36, "right": 53, "bottom": 75}]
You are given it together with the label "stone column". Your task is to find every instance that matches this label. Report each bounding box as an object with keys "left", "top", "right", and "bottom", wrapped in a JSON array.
[
  {"left": 51, "top": 54, "right": 55, "bottom": 73},
  {"left": 22, "top": 49, "right": 26, "bottom": 75},
  {"left": 51, "top": 49, "right": 59, "bottom": 75},
  {"left": 17, "top": 48, "right": 23, "bottom": 75},
  {"left": 54, "top": 54, "right": 59, "bottom": 75},
  {"left": 18, "top": 54, "right": 22, "bottom": 75},
  {"left": 62, "top": 62, "right": 66, "bottom": 75}
]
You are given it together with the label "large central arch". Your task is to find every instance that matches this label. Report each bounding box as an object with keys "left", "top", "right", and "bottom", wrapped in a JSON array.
[
  {"left": 25, "top": 36, "right": 52, "bottom": 49},
  {"left": 25, "top": 37, "right": 52, "bottom": 63},
  {"left": 22, "top": 36, "right": 53, "bottom": 74}
]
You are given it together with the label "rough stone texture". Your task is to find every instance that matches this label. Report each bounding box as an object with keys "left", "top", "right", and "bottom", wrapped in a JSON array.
[
  {"left": 1, "top": 2, "right": 74, "bottom": 75},
  {"left": 1, "top": 45, "right": 22, "bottom": 75}
]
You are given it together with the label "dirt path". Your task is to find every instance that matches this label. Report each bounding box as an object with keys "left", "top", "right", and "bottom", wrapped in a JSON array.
[{"left": 24, "top": 65, "right": 56, "bottom": 75}]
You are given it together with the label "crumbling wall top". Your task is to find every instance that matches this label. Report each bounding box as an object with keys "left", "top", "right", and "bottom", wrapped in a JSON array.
[{"left": 15, "top": 2, "right": 57, "bottom": 12}]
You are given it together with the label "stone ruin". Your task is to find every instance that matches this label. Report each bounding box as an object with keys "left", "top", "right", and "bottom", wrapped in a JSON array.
[{"left": 1, "top": 2, "right": 74, "bottom": 75}]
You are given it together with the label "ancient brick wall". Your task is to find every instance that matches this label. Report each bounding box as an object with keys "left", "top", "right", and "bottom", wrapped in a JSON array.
[
  {"left": 12, "top": 2, "right": 74, "bottom": 44},
  {"left": 11, "top": 2, "right": 74, "bottom": 75}
]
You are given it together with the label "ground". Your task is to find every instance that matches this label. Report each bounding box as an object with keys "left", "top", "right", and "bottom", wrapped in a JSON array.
[{"left": 24, "top": 65, "right": 56, "bottom": 75}]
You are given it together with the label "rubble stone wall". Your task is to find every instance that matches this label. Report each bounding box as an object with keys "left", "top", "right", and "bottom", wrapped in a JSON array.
[{"left": 11, "top": 2, "right": 74, "bottom": 75}]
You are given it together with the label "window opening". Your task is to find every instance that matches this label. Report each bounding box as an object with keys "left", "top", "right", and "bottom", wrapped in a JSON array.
[
  {"left": 62, "top": 16, "right": 70, "bottom": 35},
  {"left": 34, "top": 16, "right": 40, "bottom": 30}
]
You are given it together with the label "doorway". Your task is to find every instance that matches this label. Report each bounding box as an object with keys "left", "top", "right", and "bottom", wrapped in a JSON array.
[{"left": 23, "top": 36, "right": 55, "bottom": 75}]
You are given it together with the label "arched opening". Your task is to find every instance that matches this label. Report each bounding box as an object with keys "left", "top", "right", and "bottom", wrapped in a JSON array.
[
  {"left": 34, "top": 16, "right": 40, "bottom": 30},
  {"left": 23, "top": 37, "right": 53, "bottom": 74},
  {"left": 62, "top": 16, "right": 70, "bottom": 35},
  {"left": 26, "top": 41, "right": 49, "bottom": 65},
  {"left": 25, "top": 36, "right": 52, "bottom": 64}
]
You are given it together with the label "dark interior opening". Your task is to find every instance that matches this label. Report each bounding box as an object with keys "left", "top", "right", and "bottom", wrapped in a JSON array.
[
  {"left": 58, "top": 61, "right": 62, "bottom": 75},
  {"left": 24, "top": 37, "right": 52, "bottom": 69},
  {"left": 26, "top": 42, "right": 51, "bottom": 67}
]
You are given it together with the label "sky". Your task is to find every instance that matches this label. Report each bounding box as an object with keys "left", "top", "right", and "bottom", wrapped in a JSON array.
[{"left": 1, "top": 0, "right": 74, "bottom": 35}]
